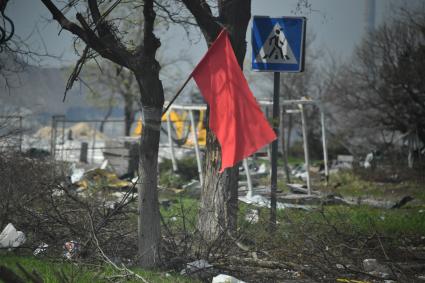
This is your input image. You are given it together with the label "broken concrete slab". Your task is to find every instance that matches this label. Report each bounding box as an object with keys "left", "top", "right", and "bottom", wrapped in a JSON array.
[{"left": 0, "top": 223, "right": 26, "bottom": 248}]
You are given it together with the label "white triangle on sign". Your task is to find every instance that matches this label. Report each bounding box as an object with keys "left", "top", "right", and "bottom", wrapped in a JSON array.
[{"left": 255, "top": 23, "right": 297, "bottom": 65}]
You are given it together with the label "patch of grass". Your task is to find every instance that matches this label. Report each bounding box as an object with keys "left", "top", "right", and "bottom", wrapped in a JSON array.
[
  {"left": 276, "top": 205, "right": 425, "bottom": 236},
  {"left": 237, "top": 202, "right": 425, "bottom": 241},
  {"left": 160, "top": 196, "right": 199, "bottom": 233},
  {"left": 322, "top": 171, "right": 425, "bottom": 202},
  {"left": 159, "top": 158, "right": 199, "bottom": 189},
  {"left": 0, "top": 255, "right": 197, "bottom": 283}
]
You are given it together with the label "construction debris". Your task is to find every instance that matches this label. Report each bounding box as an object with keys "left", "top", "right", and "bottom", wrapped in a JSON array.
[
  {"left": 212, "top": 274, "right": 246, "bottom": 283},
  {"left": 33, "top": 243, "right": 49, "bottom": 256},
  {"left": 0, "top": 223, "right": 26, "bottom": 248},
  {"left": 180, "top": 259, "right": 213, "bottom": 276},
  {"left": 63, "top": 240, "right": 80, "bottom": 259}
]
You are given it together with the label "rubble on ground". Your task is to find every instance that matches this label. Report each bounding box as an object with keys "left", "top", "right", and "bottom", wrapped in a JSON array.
[{"left": 0, "top": 223, "right": 26, "bottom": 248}]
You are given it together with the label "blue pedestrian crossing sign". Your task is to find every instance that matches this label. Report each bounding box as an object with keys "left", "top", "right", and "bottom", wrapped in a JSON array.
[{"left": 252, "top": 16, "right": 306, "bottom": 72}]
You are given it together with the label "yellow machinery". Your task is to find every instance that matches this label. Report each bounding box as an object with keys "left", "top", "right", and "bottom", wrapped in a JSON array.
[{"left": 133, "top": 110, "right": 206, "bottom": 147}]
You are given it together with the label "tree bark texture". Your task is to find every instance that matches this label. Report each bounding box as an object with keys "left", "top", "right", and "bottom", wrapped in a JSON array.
[
  {"left": 181, "top": 0, "right": 251, "bottom": 241},
  {"left": 137, "top": 105, "right": 162, "bottom": 267},
  {"left": 134, "top": 45, "right": 164, "bottom": 267},
  {"left": 198, "top": 132, "right": 239, "bottom": 241}
]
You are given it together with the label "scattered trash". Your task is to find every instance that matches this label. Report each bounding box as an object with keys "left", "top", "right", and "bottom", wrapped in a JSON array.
[
  {"left": 336, "top": 279, "right": 369, "bottom": 283},
  {"left": 76, "top": 168, "right": 131, "bottom": 189},
  {"left": 335, "top": 264, "right": 345, "bottom": 269},
  {"left": 180, "top": 259, "right": 213, "bottom": 275},
  {"left": 362, "top": 258, "right": 393, "bottom": 279},
  {"left": 64, "top": 240, "right": 80, "bottom": 259},
  {"left": 335, "top": 155, "right": 354, "bottom": 169},
  {"left": 244, "top": 208, "right": 259, "bottom": 223},
  {"left": 100, "top": 159, "right": 109, "bottom": 170},
  {"left": 212, "top": 274, "right": 246, "bottom": 283},
  {"left": 52, "top": 188, "right": 65, "bottom": 197},
  {"left": 257, "top": 163, "right": 267, "bottom": 174},
  {"left": 0, "top": 223, "right": 26, "bottom": 248},
  {"left": 33, "top": 242, "right": 49, "bottom": 256},
  {"left": 364, "top": 152, "right": 374, "bottom": 168},
  {"left": 238, "top": 194, "right": 286, "bottom": 210},
  {"left": 70, "top": 164, "right": 85, "bottom": 184}
]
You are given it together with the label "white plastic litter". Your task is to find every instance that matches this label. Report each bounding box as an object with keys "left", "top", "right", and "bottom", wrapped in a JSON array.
[
  {"left": 33, "top": 243, "right": 49, "bottom": 256},
  {"left": 70, "top": 164, "right": 85, "bottom": 183},
  {"left": 100, "top": 159, "right": 108, "bottom": 170},
  {"left": 0, "top": 223, "right": 26, "bottom": 248},
  {"left": 212, "top": 274, "right": 246, "bottom": 283}
]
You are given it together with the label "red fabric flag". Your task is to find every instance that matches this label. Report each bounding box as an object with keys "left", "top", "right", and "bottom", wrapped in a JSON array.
[{"left": 192, "top": 29, "right": 277, "bottom": 172}]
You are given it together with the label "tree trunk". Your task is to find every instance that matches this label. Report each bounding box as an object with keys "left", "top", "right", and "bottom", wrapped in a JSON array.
[
  {"left": 198, "top": 132, "right": 239, "bottom": 241},
  {"left": 135, "top": 69, "right": 163, "bottom": 267},
  {"left": 197, "top": 0, "right": 251, "bottom": 241},
  {"left": 99, "top": 95, "right": 114, "bottom": 133},
  {"left": 124, "top": 97, "right": 135, "bottom": 136}
]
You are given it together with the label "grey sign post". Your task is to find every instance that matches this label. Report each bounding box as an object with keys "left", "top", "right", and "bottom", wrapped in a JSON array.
[{"left": 252, "top": 16, "right": 306, "bottom": 230}]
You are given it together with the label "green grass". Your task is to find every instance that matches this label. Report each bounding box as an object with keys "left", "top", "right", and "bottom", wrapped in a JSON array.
[
  {"left": 0, "top": 255, "right": 198, "bottom": 283},
  {"left": 322, "top": 171, "right": 425, "bottom": 202},
  {"left": 237, "top": 201, "right": 425, "bottom": 240},
  {"left": 160, "top": 196, "right": 199, "bottom": 233}
]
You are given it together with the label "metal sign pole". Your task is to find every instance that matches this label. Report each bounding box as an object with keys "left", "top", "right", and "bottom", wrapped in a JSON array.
[
  {"left": 270, "top": 72, "right": 280, "bottom": 230},
  {"left": 243, "top": 159, "right": 253, "bottom": 198},
  {"left": 299, "top": 104, "right": 312, "bottom": 195},
  {"left": 320, "top": 105, "right": 329, "bottom": 184}
]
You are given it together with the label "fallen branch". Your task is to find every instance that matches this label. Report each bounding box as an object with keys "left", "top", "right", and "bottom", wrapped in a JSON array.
[{"left": 88, "top": 212, "right": 150, "bottom": 283}]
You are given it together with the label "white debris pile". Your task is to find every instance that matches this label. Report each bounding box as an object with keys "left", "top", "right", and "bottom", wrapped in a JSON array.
[
  {"left": 212, "top": 274, "right": 246, "bottom": 283},
  {"left": 0, "top": 223, "right": 26, "bottom": 248}
]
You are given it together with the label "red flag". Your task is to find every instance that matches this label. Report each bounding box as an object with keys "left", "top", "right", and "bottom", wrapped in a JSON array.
[{"left": 192, "top": 29, "right": 277, "bottom": 172}]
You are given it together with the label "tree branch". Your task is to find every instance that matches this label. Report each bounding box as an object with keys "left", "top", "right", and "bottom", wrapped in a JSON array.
[
  {"left": 180, "top": 0, "right": 221, "bottom": 44},
  {"left": 40, "top": 0, "right": 131, "bottom": 68}
]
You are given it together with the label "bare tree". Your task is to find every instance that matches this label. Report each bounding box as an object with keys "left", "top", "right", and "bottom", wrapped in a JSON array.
[
  {"left": 85, "top": 61, "right": 138, "bottom": 136},
  {"left": 324, "top": 6, "right": 425, "bottom": 155},
  {"left": 39, "top": 0, "right": 165, "bottom": 267}
]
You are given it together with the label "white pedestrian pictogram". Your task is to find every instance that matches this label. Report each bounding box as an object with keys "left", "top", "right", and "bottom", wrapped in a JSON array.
[{"left": 255, "top": 23, "right": 297, "bottom": 65}]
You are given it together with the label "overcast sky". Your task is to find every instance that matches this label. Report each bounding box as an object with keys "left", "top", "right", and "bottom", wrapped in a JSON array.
[{"left": 7, "top": 0, "right": 407, "bottom": 68}]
